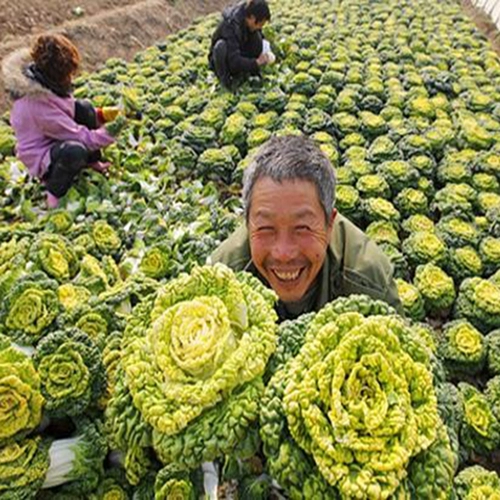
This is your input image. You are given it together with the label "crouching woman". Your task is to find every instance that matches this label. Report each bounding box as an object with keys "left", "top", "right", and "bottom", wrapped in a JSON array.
[{"left": 1, "top": 34, "right": 125, "bottom": 208}]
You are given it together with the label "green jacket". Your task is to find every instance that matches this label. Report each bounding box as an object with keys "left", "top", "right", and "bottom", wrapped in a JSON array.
[{"left": 209, "top": 213, "right": 403, "bottom": 320}]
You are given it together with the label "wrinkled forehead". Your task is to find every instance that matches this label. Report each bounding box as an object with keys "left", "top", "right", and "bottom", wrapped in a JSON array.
[{"left": 249, "top": 177, "right": 326, "bottom": 219}]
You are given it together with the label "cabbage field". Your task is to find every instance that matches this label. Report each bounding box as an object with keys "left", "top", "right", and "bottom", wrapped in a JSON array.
[{"left": 1, "top": 0, "right": 500, "bottom": 497}]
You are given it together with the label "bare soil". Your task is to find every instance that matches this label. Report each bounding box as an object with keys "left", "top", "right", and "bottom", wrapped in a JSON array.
[{"left": 0, "top": 0, "right": 228, "bottom": 112}]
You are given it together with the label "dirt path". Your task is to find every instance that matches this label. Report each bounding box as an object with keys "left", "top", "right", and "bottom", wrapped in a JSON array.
[
  {"left": 462, "top": 0, "right": 500, "bottom": 52},
  {"left": 0, "top": 0, "right": 227, "bottom": 112}
]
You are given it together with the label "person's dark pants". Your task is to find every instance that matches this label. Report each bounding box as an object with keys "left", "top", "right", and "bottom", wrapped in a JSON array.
[
  {"left": 211, "top": 32, "right": 263, "bottom": 89},
  {"left": 43, "top": 100, "right": 102, "bottom": 198}
]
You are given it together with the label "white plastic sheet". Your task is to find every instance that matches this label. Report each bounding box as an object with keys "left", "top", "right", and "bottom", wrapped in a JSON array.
[{"left": 471, "top": 0, "right": 500, "bottom": 29}]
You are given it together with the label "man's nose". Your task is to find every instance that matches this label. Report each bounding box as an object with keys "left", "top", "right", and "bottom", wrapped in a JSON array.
[{"left": 271, "top": 231, "right": 298, "bottom": 261}]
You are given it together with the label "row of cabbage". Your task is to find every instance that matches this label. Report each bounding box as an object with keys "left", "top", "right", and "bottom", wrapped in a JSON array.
[
  {"left": 1, "top": 0, "right": 500, "bottom": 496},
  {"left": 2, "top": 261, "right": 499, "bottom": 499}
]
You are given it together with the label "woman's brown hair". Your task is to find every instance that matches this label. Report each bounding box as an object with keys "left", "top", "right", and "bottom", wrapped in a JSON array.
[{"left": 30, "top": 34, "right": 81, "bottom": 89}]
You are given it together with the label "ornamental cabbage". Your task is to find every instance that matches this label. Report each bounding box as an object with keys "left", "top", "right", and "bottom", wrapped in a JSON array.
[
  {"left": 438, "top": 320, "right": 486, "bottom": 376},
  {"left": 33, "top": 328, "right": 106, "bottom": 417},
  {"left": 410, "top": 154, "right": 436, "bottom": 177},
  {"left": 394, "top": 188, "right": 428, "bottom": 217},
  {"left": 472, "top": 172, "right": 500, "bottom": 193},
  {"left": 42, "top": 209, "right": 74, "bottom": 234},
  {"left": 479, "top": 236, "right": 500, "bottom": 276},
  {"left": 367, "top": 135, "right": 399, "bottom": 162},
  {"left": 0, "top": 334, "right": 43, "bottom": 443},
  {"left": 362, "top": 197, "right": 401, "bottom": 224},
  {"left": 414, "top": 264, "right": 456, "bottom": 316},
  {"left": 365, "top": 221, "right": 400, "bottom": 248},
  {"left": 402, "top": 231, "right": 448, "bottom": 267},
  {"left": 487, "top": 330, "right": 500, "bottom": 376},
  {"left": 0, "top": 272, "right": 60, "bottom": 345},
  {"left": 359, "top": 111, "right": 387, "bottom": 137},
  {"left": 454, "top": 465, "right": 500, "bottom": 500},
  {"left": 261, "top": 295, "right": 452, "bottom": 500},
  {"left": 379, "top": 244, "right": 410, "bottom": 280},
  {"left": 377, "top": 160, "right": 420, "bottom": 193},
  {"left": 57, "top": 284, "right": 92, "bottom": 312},
  {"left": 180, "top": 125, "right": 216, "bottom": 153},
  {"left": 92, "top": 221, "right": 122, "bottom": 256},
  {"left": 346, "top": 159, "right": 374, "bottom": 179},
  {"left": 0, "top": 436, "right": 51, "bottom": 499},
  {"left": 30, "top": 233, "right": 79, "bottom": 282},
  {"left": 437, "top": 161, "right": 472, "bottom": 185},
  {"left": 395, "top": 278, "right": 425, "bottom": 321},
  {"left": 477, "top": 191, "right": 500, "bottom": 215},
  {"left": 197, "top": 148, "right": 235, "bottom": 184},
  {"left": 339, "top": 132, "right": 366, "bottom": 150},
  {"left": 401, "top": 214, "right": 435, "bottom": 235},
  {"left": 220, "top": 113, "right": 247, "bottom": 150},
  {"left": 458, "top": 114, "right": 494, "bottom": 150},
  {"left": 154, "top": 469, "right": 196, "bottom": 500},
  {"left": 74, "top": 254, "right": 109, "bottom": 293},
  {"left": 58, "top": 300, "right": 123, "bottom": 349},
  {"left": 139, "top": 245, "right": 171, "bottom": 279},
  {"left": 107, "top": 264, "right": 277, "bottom": 482},
  {"left": 431, "top": 185, "right": 475, "bottom": 218},
  {"left": 459, "top": 383, "right": 500, "bottom": 456},
  {"left": 356, "top": 174, "right": 390, "bottom": 199},
  {"left": 447, "top": 246, "right": 484, "bottom": 281},
  {"left": 436, "top": 217, "right": 481, "bottom": 249},
  {"left": 454, "top": 277, "right": 500, "bottom": 333},
  {"left": 90, "top": 468, "right": 133, "bottom": 500},
  {"left": 335, "top": 185, "right": 360, "bottom": 221},
  {"left": 198, "top": 106, "right": 225, "bottom": 131},
  {"left": 486, "top": 376, "right": 500, "bottom": 423}
]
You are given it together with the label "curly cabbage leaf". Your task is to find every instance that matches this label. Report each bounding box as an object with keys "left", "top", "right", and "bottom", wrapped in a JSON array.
[
  {"left": 459, "top": 382, "right": 500, "bottom": 456},
  {"left": 261, "top": 295, "right": 448, "bottom": 500},
  {"left": 30, "top": 234, "right": 79, "bottom": 282},
  {"left": 0, "top": 334, "right": 43, "bottom": 444},
  {"left": 0, "top": 436, "right": 50, "bottom": 499},
  {"left": 438, "top": 320, "right": 486, "bottom": 377},
  {"left": 33, "top": 328, "right": 106, "bottom": 417},
  {"left": 454, "top": 465, "right": 500, "bottom": 500},
  {"left": 0, "top": 272, "right": 60, "bottom": 345},
  {"left": 454, "top": 277, "right": 500, "bottom": 333},
  {"left": 108, "top": 264, "right": 277, "bottom": 480},
  {"left": 414, "top": 264, "right": 456, "bottom": 315}
]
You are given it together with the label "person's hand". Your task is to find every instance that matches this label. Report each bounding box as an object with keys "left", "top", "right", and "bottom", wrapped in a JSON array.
[
  {"left": 256, "top": 53, "right": 270, "bottom": 66},
  {"left": 105, "top": 114, "right": 127, "bottom": 137}
]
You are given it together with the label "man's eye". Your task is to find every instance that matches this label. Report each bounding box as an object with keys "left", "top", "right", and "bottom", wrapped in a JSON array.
[
  {"left": 258, "top": 227, "right": 274, "bottom": 232},
  {"left": 296, "top": 225, "right": 310, "bottom": 232}
]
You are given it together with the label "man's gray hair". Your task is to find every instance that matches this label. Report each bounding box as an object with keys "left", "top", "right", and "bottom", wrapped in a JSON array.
[{"left": 242, "top": 135, "right": 336, "bottom": 221}]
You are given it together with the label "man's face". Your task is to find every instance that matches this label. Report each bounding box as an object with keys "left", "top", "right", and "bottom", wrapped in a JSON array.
[
  {"left": 246, "top": 15, "right": 267, "bottom": 32},
  {"left": 248, "top": 177, "right": 334, "bottom": 303}
]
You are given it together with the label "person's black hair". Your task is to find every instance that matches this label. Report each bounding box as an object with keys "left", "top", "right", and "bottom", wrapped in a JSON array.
[{"left": 245, "top": 0, "right": 271, "bottom": 22}]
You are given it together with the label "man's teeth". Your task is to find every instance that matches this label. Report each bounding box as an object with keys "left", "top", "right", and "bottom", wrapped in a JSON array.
[{"left": 274, "top": 270, "right": 301, "bottom": 281}]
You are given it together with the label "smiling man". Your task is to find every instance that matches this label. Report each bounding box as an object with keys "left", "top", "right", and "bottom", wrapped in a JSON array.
[{"left": 209, "top": 135, "right": 403, "bottom": 322}]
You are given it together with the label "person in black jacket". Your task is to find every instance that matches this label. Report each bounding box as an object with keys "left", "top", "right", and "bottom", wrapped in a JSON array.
[{"left": 209, "top": 0, "right": 271, "bottom": 90}]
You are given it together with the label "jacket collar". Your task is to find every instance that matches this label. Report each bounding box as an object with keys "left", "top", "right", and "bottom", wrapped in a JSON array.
[{"left": 1, "top": 48, "right": 53, "bottom": 100}]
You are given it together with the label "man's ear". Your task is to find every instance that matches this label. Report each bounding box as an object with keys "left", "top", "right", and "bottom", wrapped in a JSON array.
[{"left": 327, "top": 208, "right": 337, "bottom": 230}]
